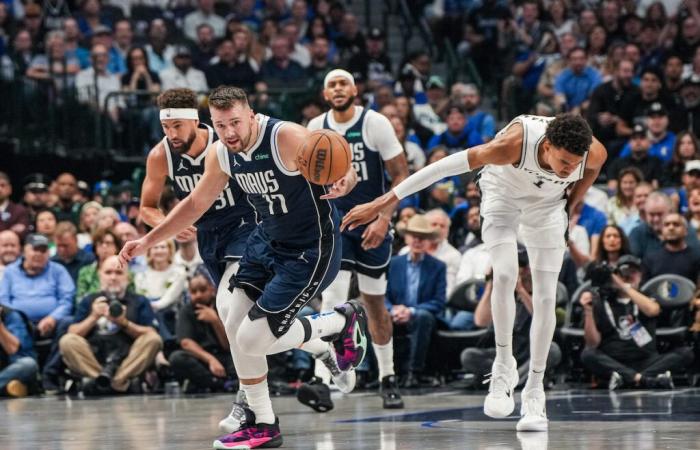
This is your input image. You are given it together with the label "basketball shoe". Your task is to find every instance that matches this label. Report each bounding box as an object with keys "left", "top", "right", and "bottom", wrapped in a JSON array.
[
  {"left": 324, "top": 300, "right": 368, "bottom": 371},
  {"left": 483, "top": 356, "right": 519, "bottom": 418},
  {"left": 219, "top": 390, "right": 250, "bottom": 433},
  {"left": 516, "top": 388, "right": 548, "bottom": 432}
]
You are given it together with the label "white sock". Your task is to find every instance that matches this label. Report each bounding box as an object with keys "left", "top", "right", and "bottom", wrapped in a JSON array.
[
  {"left": 489, "top": 242, "right": 518, "bottom": 366},
  {"left": 263, "top": 312, "right": 346, "bottom": 355},
  {"left": 241, "top": 379, "right": 275, "bottom": 425},
  {"left": 373, "top": 340, "right": 395, "bottom": 380},
  {"left": 321, "top": 270, "right": 352, "bottom": 311}
]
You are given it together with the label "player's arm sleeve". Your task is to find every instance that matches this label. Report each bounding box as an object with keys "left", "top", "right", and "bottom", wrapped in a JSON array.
[
  {"left": 393, "top": 150, "right": 470, "bottom": 200},
  {"left": 367, "top": 112, "right": 404, "bottom": 161}
]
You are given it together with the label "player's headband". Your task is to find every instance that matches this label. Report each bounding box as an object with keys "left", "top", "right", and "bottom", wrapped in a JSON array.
[
  {"left": 324, "top": 69, "right": 355, "bottom": 89},
  {"left": 159, "top": 108, "right": 199, "bottom": 121}
]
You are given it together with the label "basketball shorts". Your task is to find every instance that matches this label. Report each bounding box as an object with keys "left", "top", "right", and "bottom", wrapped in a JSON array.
[
  {"left": 197, "top": 218, "right": 256, "bottom": 285},
  {"left": 231, "top": 226, "right": 342, "bottom": 337},
  {"left": 339, "top": 224, "right": 393, "bottom": 278}
]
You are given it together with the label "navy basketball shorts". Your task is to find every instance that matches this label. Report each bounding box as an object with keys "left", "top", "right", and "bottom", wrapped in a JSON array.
[
  {"left": 231, "top": 226, "right": 342, "bottom": 337},
  {"left": 339, "top": 225, "right": 393, "bottom": 278},
  {"left": 197, "top": 219, "right": 256, "bottom": 285}
]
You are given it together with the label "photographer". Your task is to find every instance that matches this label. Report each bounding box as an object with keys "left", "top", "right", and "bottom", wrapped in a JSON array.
[
  {"left": 580, "top": 256, "right": 694, "bottom": 390},
  {"left": 59, "top": 256, "right": 162, "bottom": 394},
  {"left": 168, "top": 269, "right": 235, "bottom": 392},
  {"left": 0, "top": 305, "right": 38, "bottom": 397}
]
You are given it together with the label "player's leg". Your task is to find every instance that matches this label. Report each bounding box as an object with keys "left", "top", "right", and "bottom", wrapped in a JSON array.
[
  {"left": 516, "top": 245, "right": 564, "bottom": 432},
  {"left": 314, "top": 269, "right": 353, "bottom": 383},
  {"left": 481, "top": 214, "right": 520, "bottom": 418}
]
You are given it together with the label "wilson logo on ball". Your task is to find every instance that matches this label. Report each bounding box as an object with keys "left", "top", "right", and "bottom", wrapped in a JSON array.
[{"left": 313, "top": 148, "right": 327, "bottom": 182}]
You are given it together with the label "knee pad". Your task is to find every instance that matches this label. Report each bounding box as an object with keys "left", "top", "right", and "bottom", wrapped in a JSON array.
[
  {"left": 236, "top": 316, "right": 276, "bottom": 357},
  {"left": 357, "top": 273, "right": 387, "bottom": 296}
]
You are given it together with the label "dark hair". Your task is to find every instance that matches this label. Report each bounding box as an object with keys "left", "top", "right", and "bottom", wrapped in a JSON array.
[
  {"left": 125, "top": 46, "right": 150, "bottom": 74},
  {"left": 566, "top": 46, "right": 587, "bottom": 58},
  {"left": 54, "top": 221, "right": 78, "bottom": 238},
  {"left": 157, "top": 88, "right": 198, "bottom": 109},
  {"left": 615, "top": 166, "right": 643, "bottom": 203},
  {"left": 190, "top": 265, "right": 215, "bottom": 287},
  {"left": 545, "top": 114, "right": 593, "bottom": 156},
  {"left": 672, "top": 131, "right": 700, "bottom": 164},
  {"left": 91, "top": 228, "right": 123, "bottom": 259},
  {"left": 595, "top": 225, "right": 631, "bottom": 264},
  {"left": 209, "top": 85, "right": 250, "bottom": 110},
  {"left": 0, "top": 171, "right": 10, "bottom": 184}
]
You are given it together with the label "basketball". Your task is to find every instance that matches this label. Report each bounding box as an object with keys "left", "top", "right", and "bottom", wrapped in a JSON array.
[{"left": 297, "top": 129, "right": 352, "bottom": 185}]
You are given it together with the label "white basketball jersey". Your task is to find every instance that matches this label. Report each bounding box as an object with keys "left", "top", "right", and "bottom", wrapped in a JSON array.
[{"left": 478, "top": 115, "right": 588, "bottom": 204}]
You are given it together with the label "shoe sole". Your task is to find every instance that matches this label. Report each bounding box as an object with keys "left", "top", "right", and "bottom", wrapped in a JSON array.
[
  {"left": 483, "top": 366, "right": 519, "bottom": 419},
  {"left": 297, "top": 384, "right": 334, "bottom": 413},
  {"left": 212, "top": 434, "right": 283, "bottom": 449},
  {"left": 516, "top": 418, "right": 549, "bottom": 432},
  {"left": 333, "top": 369, "right": 357, "bottom": 394}
]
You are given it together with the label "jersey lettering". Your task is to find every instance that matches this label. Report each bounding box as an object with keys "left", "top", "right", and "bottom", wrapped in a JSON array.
[
  {"left": 175, "top": 174, "right": 236, "bottom": 210},
  {"left": 350, "top": 142, "right": 368, "bottom": 182},
  {"left": 234, "top": 170, "right": 288, "bottom": 214}
]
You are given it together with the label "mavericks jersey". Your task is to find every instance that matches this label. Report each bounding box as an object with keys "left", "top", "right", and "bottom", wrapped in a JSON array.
[
  {"left": 478, "top": 115, "right": 588, "bottom": 204},
  {"left": 164, "top": 123, "right": 256, "bottom": 231},
  {"left": 216, "top": 114, "right": 339, "bottom": 246}
]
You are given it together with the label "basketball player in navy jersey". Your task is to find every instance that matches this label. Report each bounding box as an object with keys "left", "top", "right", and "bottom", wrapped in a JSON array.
[
  {"left": 343, "top": 114, "right": 607, "bottom": 432},
  {"left": 120, "top": 86, "right": 367, "bottom": 449},
  {"left": 301, "top": 69, "right": 408, "bottom": 410}
]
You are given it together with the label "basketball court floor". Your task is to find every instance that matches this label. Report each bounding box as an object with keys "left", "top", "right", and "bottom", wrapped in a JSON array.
[{"left": 2, "top": 388, "right": 699, "bottom": 449}]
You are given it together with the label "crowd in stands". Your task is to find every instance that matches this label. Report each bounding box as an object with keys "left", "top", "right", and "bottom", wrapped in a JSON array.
[{"left": 1, "top": 0, "right": 700, "bottom": 397}]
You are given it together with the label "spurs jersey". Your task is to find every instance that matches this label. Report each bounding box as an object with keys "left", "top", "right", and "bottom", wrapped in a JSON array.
[
  {"left": 478, "top": 115, "right": 588, "bottom": 204},
  {"left": 164, "top": 123, "right": 256, "bottom": 231},
  {"left": 216, "top": 114, "right": 339, "bottom": 246}
]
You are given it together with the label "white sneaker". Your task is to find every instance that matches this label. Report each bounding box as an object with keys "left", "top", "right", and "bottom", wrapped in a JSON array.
[
  {"left": 516, "top": 388, "right": 548, "bottom": 432},
  {"left": 317, "top": 349, "right": 356, "bottom": 394},
  {"left": 483, "top": 356, "right": 519, "bottom": 418},
  {"left": 218, "top": 390, "right": 249, "bottom": 433}
]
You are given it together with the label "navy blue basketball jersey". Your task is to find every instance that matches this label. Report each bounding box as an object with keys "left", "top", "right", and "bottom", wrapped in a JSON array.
[
  {"left": 321, "top": 108, "right": 388, "bottom": 213},
  {"left": 164, "top": 123, "right": 256, "bottom": 231},
  {"left": 216, "top": 115, "right": 339, "bottom": 245}
]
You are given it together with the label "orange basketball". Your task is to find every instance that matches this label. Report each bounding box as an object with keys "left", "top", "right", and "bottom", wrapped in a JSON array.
[{"left": 297, "top": 129, "right": 352, "bottom": 185}]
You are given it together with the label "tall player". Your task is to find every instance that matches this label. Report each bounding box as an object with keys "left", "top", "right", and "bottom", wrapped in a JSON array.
[
  {"left": 301, "top": 69, "right": 409, "bottom": 410},
  {"left": 120, "top": 86, "right": 367, "bottom": 449},
  {"left": 140, "top": 88, "right": 257, "bottom": 432},
  {"left": 342, "top": 114, "right": 607, "bottom": 431}
]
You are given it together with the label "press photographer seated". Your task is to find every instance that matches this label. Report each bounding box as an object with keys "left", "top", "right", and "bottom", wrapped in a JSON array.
[
  {"left": 580, "top": 256, "right": 694, "bottom": 390},
  {"left": 59, "top": 256, "right": 162, "bottom": 394}
]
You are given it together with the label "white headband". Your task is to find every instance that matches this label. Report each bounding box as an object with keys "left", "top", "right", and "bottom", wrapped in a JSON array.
[
  {"left": 324, "top": 69, "right": 355, "bottom": 89},
  {"left": 159, "top": 108, "right": 199, "bottom": 121}
]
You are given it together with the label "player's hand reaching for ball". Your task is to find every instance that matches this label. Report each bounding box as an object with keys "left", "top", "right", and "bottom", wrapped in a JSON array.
[
  {"left": 341, "top": 191, "right": 398, "bottom": 232},
  {"left": 320, "top": 165, "right": 358, "bottom": 199},
  {"left": 118, "top": 238, "right": 149, "bottom": 267},
  {"left": 175, "top": 225, "right": 197, "bottom": 242}
]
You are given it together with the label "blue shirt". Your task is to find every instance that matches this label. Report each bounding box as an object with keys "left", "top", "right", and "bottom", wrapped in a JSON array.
[
  {"left": 0, "top": 260, "right": 75, "bottom": 323},
  {"left": 1, "top": 309, "right": 36, "bottom": 362},
  {"left": 554, "top": 67, "right": 602, "bottom": 108},
  {"left": 427, "top": 125, "right": 483, "bottom": 153},
  {"left": 618, "top": 132, "right": 676, "bottom": 163},
  {"left": 75, "top": 46, "right": 125, "bottom": 75},
  {"left": 467, "top": 110, "right": 496, "bottom": 142},
  {"left": 405, "top": 255, "right": 423, "bottom": 308},
  {"left": 577, "top": 203, "right": 607, "bottom": 237}
]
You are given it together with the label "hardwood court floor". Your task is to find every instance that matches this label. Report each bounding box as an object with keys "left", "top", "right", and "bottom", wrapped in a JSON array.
[{"left": 1, "top": 388, "right": 699, "bottom": 449}]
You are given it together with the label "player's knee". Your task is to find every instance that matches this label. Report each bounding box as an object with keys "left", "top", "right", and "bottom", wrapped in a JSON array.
[
  {"left": 493, "top": 269, "right": 518, "bottom": 288},
  {"left": 236, "top": 318, "right": 271, "bottom": 356}
]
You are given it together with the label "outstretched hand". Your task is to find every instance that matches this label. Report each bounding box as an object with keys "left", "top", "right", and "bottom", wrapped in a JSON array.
[
  {"left": 118, "top": 238, "right": 149, "bottom": 268},
  {"left": 320, "top": 166, "right": 358, "bottom": 200}
]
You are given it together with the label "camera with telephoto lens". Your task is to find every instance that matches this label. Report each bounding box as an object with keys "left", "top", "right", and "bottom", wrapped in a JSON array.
[
  {"left": 106, "top": 291, "right": 123, "bottom": 318},
  {"left": 585, "top": 261, "right": 617, "bottom": 302}
]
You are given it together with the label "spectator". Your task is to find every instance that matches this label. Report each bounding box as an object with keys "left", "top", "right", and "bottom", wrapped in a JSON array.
[
  {"left": 77, "top": 201, "right": 101, "bottom": 250},
  {"left": 629, "top": 191, "right": 700, "bottom": 258},
  {"left": 76, "top": 228, "right": 123, "bottom": 300},
  {"left": 580, "top": 255, "right": 694, "bottom": 390},
  {"left": 335, "top": 12, "right": 364, "bottom": 63},
  {"left": 112, "top": 221, "right": 146, "bottom": 274},
  {"left": 674, "top": 14, "right": 700, "bottom": 63},
  {"left": 679, "top": 75, "right": 700, "bottom": 134},
  {"left": 280, "top": 22, "right": 310, "bottom": 68},
  {"left": 0, "top": 172, "right": 29, "bottom": 238},
  {"left": 606, "top": 124, "right": 664, "bottom": 189},
  {"left": 75, "top": 43, "right": 122, "bottom": 122},
  {"left": 587, "top": 59, "right": 638, "bottom": 154},
  {"left": 643, "top": 213, "right": 700, "bottom": 284},
  {"left": 385, "top": 214, "right": 446, "bottom": 387},
  {"left": 75, "top": 25, "right": 124, "bottom": 74},
  {"left": 9, "top": 28, "right": 33, "bottom": 78},
  {"left": 74, "top": 0, "right": 111, "bottom": 37},
  {"left": 121, "top": 46, "right": 161, "bottom": 95},
  {"left": 424, "top": 76, "right": 450, "bottom": 120},
  {"left": 547, "top": 0, "right": 576, "bottom": 38},
  {"left": 21, "top": 174, "right": 51, "bottom": 230},
  {"left": 621, "top": 68, "right": 678, "bottom": 130},
  {"left": 206, "top": 39, "right": 256, "bottom": 93},
  {"left": 289, "top": 0, "right": 310, "bottom": 37},
  {"left": 144, "top": 19, "right": 175, "bottom": 73},
  {"left": 554, "top": 47, "right": 602, "bottom": 113},
  {"left": 62, "top": 18, "right": 81, "bottom": 62},
  {"left": 454, "top": 83, "right": 495, "bottom": 143},
  {"left": 425, "top": 209, "right": 461, "bottom": 297},
  {"left": 571, "top": 224, "right": 632, "bottom": 270},
  {"left": 191, "top": 24, "right": 217, "bottom": 71},
  {"left": 461, "top": 247, "right": 562, "bottom": 387},
  {"left": 51, "top": 221, "right": 95, "bottom": 284},
  {"left": 306, "top": 36, "right": 332, "bottom": 90},
  {"left": 663, "top": 132, "right": 700, "bottom": 187},
  {"left": 426, "top": 104, "right": 482, "bottom": 154},
  {"left": 390, "top": 116, "right": 424, "bottom": 173},
  {"left": 347, "top": 27, "right": 392, "bottom": 90},
  {"left": 622, "top": 103, "right": 676, "bottom": 162},
  {"left": 94, "top": 207, "right": 120, "bottom": 233},
  {"left": 229, "top": 0, "right": 262, "bottom": 32},
  {"left": 455, "top": 206, "right": 490, "bottom": 283},
  {"left": 25, "top": 31, "right": 80, "bottom": 90},
  {"left": 159, "top": 45, "right": 208, "bottom": 93},
  {"left": 619, "top": 182, "right": 653, "bottom": 236},
  {"left": 689, "top": 187, "right": 700, "bottom": 239},
  {"left": 607, "top": 167, "right": 643, "bottom": 226},
  {"left": 420, "top": 146, "right": 463, "bottom": 212},
  {"left": 22, "top": 3, "right": 46, "bottom": 50},
  {"left": 393, "top": 95, "right": 436, "bottom": 149},
  {"left": 0, "top": 233, "right": 74, "bottom": 338},
  {"left": 231, "top": 26, "right": 264, "bottom": 72},
  {"left": 52, "top": 173, "right": 81, "bottom": 225},
  {"left": 673, "top": 160, "right": 700, "bottom": 215},
  {"left": 183, "top": 0, "right": 226, "bottom": 42},
  {"left": 664, "top": 53, "right": 685, "bottom": 97},
  {"left": 172, "top": 236, "right": 203, "bottom": 280},
  {"left": 35, "top": 209, "right": 57, "bottom": 255},
  {"left": 585, "top": 26, "right": 608, "bottom": 74},
  {"left": 0, "top": 230, "right": 20, "bottom": 281},
  {"left": 573, "top": 201, "right": 608, "bottom": 256},
  {"left": 112, "top": 19, "right": 132, "bottom": 69},
  {"left": 0, "top": 304, "right": 37, "bottom": 397},
  {"left": 599, "top": 0, "right": 623, "bottom": 42},
  {"left": 260, "top": 35, "right": 306, "bottom": 88},
  {"left": 169, "top": 270, "right": 234, "bottom": 392},
  {"left": 59, "top": 255, "right": 161, "bottom": 395}
]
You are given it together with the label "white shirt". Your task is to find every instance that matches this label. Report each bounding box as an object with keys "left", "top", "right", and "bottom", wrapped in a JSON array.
[
  {"left": 456, "top": 243, "right": 492, "bottom": 285},
  {"left": 289, "top": 43, "right": 311, "bottom": 68},
  {"left": 307, "top": 106, "right": 404, "bottom": 162},
  {"left": 405, "top": 140, "right": 426, "bottom": 171},
  {"left": 159, "top": 66, "right": 209, "bottom": 92},
  {"left": 134, "top": 264, "right": 186, "bottom": 311},
  {"left": 183, "top": 10, "right": 226, "bottom": 41},
  {"left": 432, "top": 240, "right": 462, "bottom": 297},
  {"left": 75, "top": 68, "right": 122, "bottom": 111},
  {"left": 173, "top": 249, "right": 204, "bottom": 279}
]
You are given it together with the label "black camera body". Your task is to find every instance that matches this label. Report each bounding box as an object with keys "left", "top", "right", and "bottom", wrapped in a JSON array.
[
  {"left": 585, "top": 262, "right": 618, "bottom": 303},
  {"left": 105, "top": 291, "right": 123, "bottom": 318}
]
